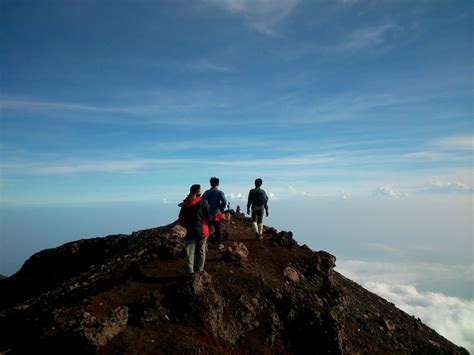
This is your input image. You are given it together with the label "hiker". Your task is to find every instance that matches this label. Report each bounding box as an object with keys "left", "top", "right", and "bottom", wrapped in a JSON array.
[
  {"left": 236, "top": 205, "right": 241, "bottom": 213},
  {"left": 178, "top": 184, "right": 210, "bottom": 275},
  {"left": 247, "top": 178, "right": 269, "bottom": 239},
  {"left": 202, "top": 177, "right": 227, "bottom": 248}
]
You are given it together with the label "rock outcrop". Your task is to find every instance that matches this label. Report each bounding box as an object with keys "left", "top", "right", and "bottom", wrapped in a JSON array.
[{"left": 0, "top": 214, "right": 468, "bottom": 354}]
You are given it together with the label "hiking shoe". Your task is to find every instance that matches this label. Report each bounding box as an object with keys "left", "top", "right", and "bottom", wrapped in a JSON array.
[{"left": 256, "top": 233, "right": 263, "bottom": 240}]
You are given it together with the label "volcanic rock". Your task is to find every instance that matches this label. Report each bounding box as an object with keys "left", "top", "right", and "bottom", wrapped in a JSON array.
[{"left": 222, "top": 242, "right": 249, "bottom": 262}]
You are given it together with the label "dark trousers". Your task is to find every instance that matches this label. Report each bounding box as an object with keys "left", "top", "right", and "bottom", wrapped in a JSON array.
[{"left": 211, "top": 220, "right": 222, "bottom": 244}]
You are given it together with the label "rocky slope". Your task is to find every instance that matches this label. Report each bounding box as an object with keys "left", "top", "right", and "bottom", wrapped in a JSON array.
[{"left": 0, "top": 213, "right": 469, "bottom": 354}]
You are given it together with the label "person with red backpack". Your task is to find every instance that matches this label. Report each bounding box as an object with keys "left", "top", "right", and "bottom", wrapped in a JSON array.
[
  {"left": 178, "top": 184, "right": 210, "bottom": 275},
  {"left": 247, "top": 178, "right": 269, "bottom": 239}
]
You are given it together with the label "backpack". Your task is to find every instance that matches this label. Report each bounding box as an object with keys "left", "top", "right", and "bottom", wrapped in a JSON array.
[{"left": 254, "top": 188, "right": 268, "bottom": 205}]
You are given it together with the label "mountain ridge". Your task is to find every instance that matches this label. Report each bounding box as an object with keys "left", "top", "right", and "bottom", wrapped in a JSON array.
[{"left": 0, "top": 212, "right": 468, "bottom": 354}]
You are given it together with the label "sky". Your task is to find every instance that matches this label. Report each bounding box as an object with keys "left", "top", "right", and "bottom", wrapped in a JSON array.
[{"left": 1, "top": 0, "right": 473, "bottom": 351}]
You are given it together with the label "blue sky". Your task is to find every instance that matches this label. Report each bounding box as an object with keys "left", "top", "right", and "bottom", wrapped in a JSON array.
[
  {"left": 1, "top": 0, "right": 473, "bottom": 349},
  {"left": 1, "top": 0, "right": 472, "bottom": 204}
]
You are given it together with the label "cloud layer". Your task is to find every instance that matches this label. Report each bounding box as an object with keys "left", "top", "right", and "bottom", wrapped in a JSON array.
[
  {"left": 336, "top": 260, "right": 474, "bottom": 352},
  {"left": 365, "top": 282, "right": 474, "bottom": 353}
]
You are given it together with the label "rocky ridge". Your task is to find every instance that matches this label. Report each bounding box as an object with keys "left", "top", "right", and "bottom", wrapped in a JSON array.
[{"left": 0, "top": 213, "right": 469, "bottom": 354}]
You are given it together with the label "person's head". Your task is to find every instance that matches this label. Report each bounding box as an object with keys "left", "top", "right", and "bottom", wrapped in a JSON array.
[
  {"left": 255, "top": 178, "right": 262, "bottom": 187},
  {"left": 210, "top": 177, "right": 219, "bottom": 187},
  {"left": 189, "top": 184, "right": 202, "bottom": 196}
]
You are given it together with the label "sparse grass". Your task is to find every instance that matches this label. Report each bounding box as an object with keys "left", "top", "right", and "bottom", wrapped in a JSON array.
[{"left": 296, "top": 278, "right": 322, "bottom": 294}]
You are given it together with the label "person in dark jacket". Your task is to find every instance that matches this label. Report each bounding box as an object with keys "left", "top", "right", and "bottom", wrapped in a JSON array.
[
  {"left": 178, "top": 184, "right": 210, "bottom": 275},
  {"left": 202, "top": 177, "right": 227, "bottom": 248},
  {"left": 247, "top": 178, "right": 269, "bottom": 239}
]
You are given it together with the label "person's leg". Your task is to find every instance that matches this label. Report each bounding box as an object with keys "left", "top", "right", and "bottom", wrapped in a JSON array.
[
  {"left": 185, "top": 238, "right": 196, "bottom": 275},
  {"left": 214, "top": 220, "right": 222, "bottom": 244},
  {"left": 196, "top": 237, "right": 208, "bottom": 272},
  {"left": 256, "top": 208, "right": 264, "bottom": 239},
  {"left": 251, "top": 208, "right": 259, "bottom": 236}
]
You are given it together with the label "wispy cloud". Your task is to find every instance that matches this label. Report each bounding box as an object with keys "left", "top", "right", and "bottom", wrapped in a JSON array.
[
  {"left": 203, "top": 0, "right": 300, "bottom": 36},
  {"left": 1, "top": 98, "right": 133, "bottom": 114},
  {"left": 401, "top": 151, "right": 452, "bottom": 162},
  {"left": 151, "top": 138, "right": 274, "bottom": 153},
  {"left": 1, "top": 158, "right": 190, "bottom": 175},
  {"left": 297, "top": 92, "right": 428, "bottom": 123},
  {"left": 13, "top": 159, "right": 159, "bottom": 175},
  {"left": 0, "top": 94, "right": 236, "bottom": 125},
  {"left": 436, "top": 135, "right": 474, "bottom": 151},
  {"left": 331, "top": 23, "right": 401, "bottom": 52},
  {"left": 186, "top": 58, "right": 236, "bottom": 73},
  {"left": 1, "top": 153, "right": 333, "bottom": 176}
]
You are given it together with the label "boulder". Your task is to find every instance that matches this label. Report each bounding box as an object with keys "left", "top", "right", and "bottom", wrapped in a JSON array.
[
  {"left": 271, "top": 231, "right": 298, "bottom": 248},
  {"left": 191, "top": 271, "right": 212, "bottom": 294},
  {"left": 222, "top": 242, "right": 249, "bottom": 262},
  {"left": 283, "top": 266, "right": 302, "bottom": 283}
]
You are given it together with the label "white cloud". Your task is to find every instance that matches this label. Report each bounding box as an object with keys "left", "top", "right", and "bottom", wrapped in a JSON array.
[
  {"left": 423, "top": 181, "right": 473, "bottom": 194},
  {"left": 227, "top": 192, "right": 246, "bottom": 201},
  {"left": 268, "top": 192, "right": 278, "bottom": 201},
  {"left": 288, "top": 185, "right": 297, "bottom": 192},
  {"left": 339, "top": 189, "right": 352, "bottom": 200},
  {"left": 336, "top": 260, "right": 474, "bottom": 352},
  {"left": 372, "top": 185, "right": 408, "bottom": 198},
  {"left": 203, "top": 0, "right": 300, "bottom": 36},
  {"left": 364, "top": 282, "right": 474, "bottom": 353}
]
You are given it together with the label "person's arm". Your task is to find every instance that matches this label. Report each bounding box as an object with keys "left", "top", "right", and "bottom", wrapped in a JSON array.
[
  {"left": 219, "top": 191, "right": 227, "bottom": 212},
  {"left": 247, "top": 190, "right": 252, "bottom": 214},
  {"left": 178, "top": 206, "right": 186, "bottom": 226},
  {"left": 264, "top": 191, "right": 269, "bottom": 216}
]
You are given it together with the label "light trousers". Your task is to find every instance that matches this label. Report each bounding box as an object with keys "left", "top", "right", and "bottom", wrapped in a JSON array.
[{"left": 185, "top": 237, "right": 208, "bottom": 274}]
